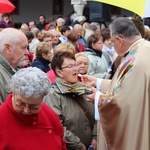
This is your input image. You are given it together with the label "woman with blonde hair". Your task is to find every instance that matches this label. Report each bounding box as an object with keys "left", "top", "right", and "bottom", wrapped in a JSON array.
[
  {"left": 53, "top": 42, "right": 75, "bottom": 55},
  {"left": 75, "top": 52, "right": 89, "bottom": 75},
  {"left": 31, "top": 42, "right": 53, "bottom": 72}
]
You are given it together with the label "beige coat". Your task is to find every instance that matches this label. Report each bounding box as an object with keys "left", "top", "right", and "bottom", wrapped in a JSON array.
[
  {"left": 44, "top": 78, "right": 97, "bottom": 150},
  {"left": 98, "top": 39, "right": 150, "bottom": 150}
]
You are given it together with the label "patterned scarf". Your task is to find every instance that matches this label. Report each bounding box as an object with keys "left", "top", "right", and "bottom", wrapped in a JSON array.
[{"left": 56, "top": 77, "right": 91, "bottom": 95}]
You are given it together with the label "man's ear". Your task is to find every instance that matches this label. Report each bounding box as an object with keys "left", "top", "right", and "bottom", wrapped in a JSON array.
[
  {"left": 56, "top": 68, "right": 63, "bottom": 78},
  {"left": 4, "top": 44, "right": 11, "bottom": 54},
  {"left": 117, "top": 36, "right": 123, "bottom": 46}
]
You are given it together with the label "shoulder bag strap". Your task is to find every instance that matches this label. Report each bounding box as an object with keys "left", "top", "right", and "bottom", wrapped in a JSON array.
[{"left": 74, "top": 99, "right": 93, "bottom": 129}]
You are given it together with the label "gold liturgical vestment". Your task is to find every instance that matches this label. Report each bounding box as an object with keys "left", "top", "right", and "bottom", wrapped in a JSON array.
[{"left": 98, "top": 39, "right": 150, "bottom": 150}]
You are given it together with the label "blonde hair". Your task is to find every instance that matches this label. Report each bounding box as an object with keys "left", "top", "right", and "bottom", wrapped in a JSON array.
[
  {"left": 75, "top": 52, "right": 89, "bottom": 63},
  {"left": 82, "top": 22, "right": 90, "bottom": 29},
  {"left": 53, "top": 43, "right": 75, "bottom": 55},
  {"left": 36, "top": 42, "right": 52, "bottom": 57}
]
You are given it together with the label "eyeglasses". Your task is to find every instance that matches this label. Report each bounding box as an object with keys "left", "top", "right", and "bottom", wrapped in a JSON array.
[
  {"left": 61, "top": 63, "right": 77, "bottom": 70},
  {"left": 110, "top": 37, "right": 117, "bottom": 46},
  {"left": 14, "top": 101, "right": 41, "bottom": 111}
]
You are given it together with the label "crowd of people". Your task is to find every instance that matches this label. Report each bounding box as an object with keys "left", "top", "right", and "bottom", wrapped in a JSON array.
[{"left": 0, "top": 12, "right": 150, "bottom": 150}]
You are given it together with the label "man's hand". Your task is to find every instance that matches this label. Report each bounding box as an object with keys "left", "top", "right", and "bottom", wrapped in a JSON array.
[{"left": 80, "top": 74, "right": 97, "bottom": 87}]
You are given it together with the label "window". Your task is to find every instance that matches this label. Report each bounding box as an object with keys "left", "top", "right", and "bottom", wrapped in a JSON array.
[{"left": 53, "top": 0, "right": 63, "bottom": 15}]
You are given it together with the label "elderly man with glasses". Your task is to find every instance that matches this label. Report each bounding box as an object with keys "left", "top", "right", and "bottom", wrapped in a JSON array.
[{"left": 81, "top": 17, "right": 150, "bottom": 150}]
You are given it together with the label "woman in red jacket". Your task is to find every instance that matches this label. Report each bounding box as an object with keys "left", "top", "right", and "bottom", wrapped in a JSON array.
[{"left": 0, "top": 67, "right": 66, "bottom": 150}]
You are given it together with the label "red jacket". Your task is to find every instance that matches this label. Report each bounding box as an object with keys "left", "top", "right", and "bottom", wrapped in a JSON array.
[
  {"left": 0, "top": 94, "right": 66, "bottom": 150},
  {"left": 47, "top": 69, "right": 56, "bottom": 84},
  {"left": 75, "top": 42, "right": 85, "bottom": 53}
]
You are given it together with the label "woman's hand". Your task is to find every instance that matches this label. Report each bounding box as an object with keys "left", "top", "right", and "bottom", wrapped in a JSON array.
[{"left": 86, "top": 87, "right": 98, "bottom": 103}]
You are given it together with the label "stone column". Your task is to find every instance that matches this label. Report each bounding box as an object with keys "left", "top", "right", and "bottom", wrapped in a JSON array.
[{"left": 71, "top": 0, "right": 87, "bottom": 16}]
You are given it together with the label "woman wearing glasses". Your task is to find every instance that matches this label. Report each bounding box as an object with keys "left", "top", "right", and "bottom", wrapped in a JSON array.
[
  {"left": 44, "top": 51, "right": 97, "bottom": 150},
  {"left": 0, "top": 67, "right": 66, "bottom": 150}
]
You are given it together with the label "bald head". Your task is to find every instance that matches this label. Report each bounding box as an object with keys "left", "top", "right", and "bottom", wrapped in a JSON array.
[
  {"left": 20, "top": 23, "right": 29, "bottom": 33},
  {"left": 74, "top": 24, "right": 83, "bottom": 37},
  {"left": 0, "top": 28, "right": 27, "bottom": 52},
  {"left": 49, "top": 30, "right": 59, "bottom": 47},
  {"left": 0, "top": 28, "right": 28, "bottom": 68},
  {"left": 74, "top": 24, "right": 83, "bottom": 30}
]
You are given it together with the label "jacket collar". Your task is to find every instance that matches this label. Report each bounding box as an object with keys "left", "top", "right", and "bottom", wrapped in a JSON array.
[
  {"left": 86, "top": 47, "right": 103, "bottom": 57},
  {"left": 0, "top": 53, "right": 16, "bottom": 74}
]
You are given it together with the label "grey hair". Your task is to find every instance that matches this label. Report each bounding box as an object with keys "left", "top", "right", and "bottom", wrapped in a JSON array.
[
  {"left": 56, "top": 18, "right": 65, "bottom": 24},
  {"left": 20, "top": 23, "right": 29, "bottom": 30},
  {"left": 10, "top": 67, "right": 51, "bottom": 99},
  {"left": 109, "top": 17, "right": 141, "bottom": 39},
  {"left": 75, "top": 52, "right": 89, "bottom": 63},
  {"left": 0, "top": 28, "right": 25, "bottom": 53},
  {"left": 31, "top": 27, "right": 40, "bottom": 36},
  {"left": 77, "top": 16, "right": 86, "bottom": 23}
]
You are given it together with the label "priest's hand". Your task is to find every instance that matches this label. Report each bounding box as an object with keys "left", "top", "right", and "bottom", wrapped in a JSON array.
[{"left": 80, "top": 74, "right": 97, "bottom": 87}]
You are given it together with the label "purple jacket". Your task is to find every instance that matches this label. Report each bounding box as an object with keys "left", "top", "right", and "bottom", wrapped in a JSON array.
[{"left": 0, "top": 20, "right": 14, "bottom": 28}]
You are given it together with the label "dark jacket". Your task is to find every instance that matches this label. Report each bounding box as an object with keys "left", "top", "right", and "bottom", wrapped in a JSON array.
[
  {"left": 31, "top": 57, "right": 50, "bottom": 73},
  {"left": 70, "top": 20, "right": 79, "bottom": 27},
  {"left": 36, "top": 22, "right": 47, "bottom": 30}
]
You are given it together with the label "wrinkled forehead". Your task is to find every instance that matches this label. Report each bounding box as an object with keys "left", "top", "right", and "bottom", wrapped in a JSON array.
[
  {"left": 13, "top": 93, "right": 42, "bottom": 104},
  {"left": 51, "top": 32, "right": 58, "bottom": 37}
]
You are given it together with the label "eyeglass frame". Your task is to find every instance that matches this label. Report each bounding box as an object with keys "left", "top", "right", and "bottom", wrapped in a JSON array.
[
  {"left": 110, "top": 35, "right": 124, "bottom": 46},
  {"left": 61, "top": 63, "right": 77, "bottom": 70},
  {"left": 14, "top": 99, "right": 42, "bottom": 111},
  {"left": 110, "top": 37, "right": 117, "bottom": 46}
]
